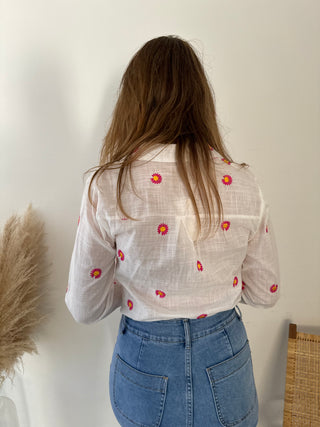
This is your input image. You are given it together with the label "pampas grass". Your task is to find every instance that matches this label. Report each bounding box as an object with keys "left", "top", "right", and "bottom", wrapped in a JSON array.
[{"left": 0, "top": 204, "right": 49, "bottom": 386}]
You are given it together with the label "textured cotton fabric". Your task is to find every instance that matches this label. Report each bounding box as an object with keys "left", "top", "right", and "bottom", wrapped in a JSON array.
[{"left": 65, "top": 144, "right": 280, "bottom": 323}]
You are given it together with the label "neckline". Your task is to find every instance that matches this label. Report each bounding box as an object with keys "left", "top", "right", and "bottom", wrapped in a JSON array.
[
  {"left": 137, "top": 144, "right": 221, "bottom": 162},
  {"left": 138, "top": 144, "right": 176, "bottom": 162}
]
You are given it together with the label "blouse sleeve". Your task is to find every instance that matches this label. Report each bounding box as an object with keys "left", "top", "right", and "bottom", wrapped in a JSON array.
[
  {"left": 240, "top": 184, "right": 281, "bottom": 308},
  {"left": 65, "top": 173, "right": 122, "bottom": 324}
]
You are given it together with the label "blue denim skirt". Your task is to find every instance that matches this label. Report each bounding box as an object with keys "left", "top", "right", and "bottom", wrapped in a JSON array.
[{"left": 109, "top": 306, "right": 259, "bottom": 427}]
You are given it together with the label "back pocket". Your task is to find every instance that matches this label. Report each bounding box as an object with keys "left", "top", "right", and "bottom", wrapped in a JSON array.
[
  {"left": 112, "top": 353, "right": 168, "bottom": 427},
  {"left": 206, "top": 340, "right": 258, "bottom": 427}
]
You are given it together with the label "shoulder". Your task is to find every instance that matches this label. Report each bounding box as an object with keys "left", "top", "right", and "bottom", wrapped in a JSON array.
[
  {"left": 84, "top": 168, "right": 119, "bottom": 193},
  {"left": 213, "top": 155, "right": 264, "bottom": 206},
  {"left": 212, "top": 152, "right": 258, "bottom": 184}
]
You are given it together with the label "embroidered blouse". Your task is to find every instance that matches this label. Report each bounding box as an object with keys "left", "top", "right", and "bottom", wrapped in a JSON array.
[{"left": 65, "top": 144, "right": 280, "bottom": 323}]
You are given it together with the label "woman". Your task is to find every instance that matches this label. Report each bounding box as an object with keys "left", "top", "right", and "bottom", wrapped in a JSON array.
[{"left": 65, "top": 35, "right": 280, "bottom": 427}]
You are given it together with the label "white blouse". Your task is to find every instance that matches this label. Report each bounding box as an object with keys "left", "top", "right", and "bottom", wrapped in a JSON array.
[{"left": 65, "top": 144, "right": 280, "bottom": 323}]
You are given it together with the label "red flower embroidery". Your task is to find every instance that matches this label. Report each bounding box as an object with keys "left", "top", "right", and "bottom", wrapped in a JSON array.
[
  {"left": 151, "top": 173, "right": 162, "bottom": 184},
  {"left": 197, "top": 260, "right": 203, "bottom": 271},
  {"left": 221, "top": 221, "right": 230, "bottom": 231},
  {"left": 242, "top": 281, "right": 246, "bottom": 290},
  {"left": 266, "top": 225, "right": 268, "bottom": 233},
  {"left": 221, "top": 158, "right": 231, "bottom": 165},
  {"left": 155, "top": 290, "right": 166, "bottom": 298},
  {"left": 197, "top": 314, "right": 207, "bottom": 319},
  {"left": 233, "top": 277, "right": 238, "bottom": 287},
  {"left": 90, "top": 268, "right": 102, "bottom": 279},
  {"left": 222, "top": 175, "right": 232, "bottom": 185},
  {"left": 270, "top": 284, "right": 278, "bottom": 293},
  {"left": 127, "top": 299, "right": 133, "bottom": 310},
  {"left": 118, "top": 250, "right": 125, "bottom": 261},
  {"left": 158, "top": 223, "right": 168, "bottom": 235}
]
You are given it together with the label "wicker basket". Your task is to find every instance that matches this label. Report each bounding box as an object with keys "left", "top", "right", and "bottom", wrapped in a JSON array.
[{"left": 283, "top": 323, "right": 320, "bottom": 426}]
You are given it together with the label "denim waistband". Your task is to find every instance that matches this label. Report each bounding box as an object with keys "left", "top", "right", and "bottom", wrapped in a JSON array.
[{"left": 120, "top": 305, "right": 242, "bottom": 342}]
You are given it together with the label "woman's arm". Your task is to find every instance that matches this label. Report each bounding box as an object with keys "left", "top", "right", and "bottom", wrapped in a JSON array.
[
  {"left": 65, "top": 174, "right": 122, "bottom": 324},
  {"left": 241, "top": 185, "right": 281, "bottom": 308}
]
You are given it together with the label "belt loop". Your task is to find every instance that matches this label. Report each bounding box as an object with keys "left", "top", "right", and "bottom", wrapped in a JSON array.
[
  {"left": 120, "top": 315, "right": 126, "bottom": 334},
  {"left": 235, "top": 305, "right": 242, "bottom": 321},
  {"left": 183, "top": 319, "right": 191, "bottom": 349}
]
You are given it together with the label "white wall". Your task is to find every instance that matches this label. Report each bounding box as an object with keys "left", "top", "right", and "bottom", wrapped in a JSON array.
[{"left": 1, "top": 1, "right": 319, "bottom": 426}]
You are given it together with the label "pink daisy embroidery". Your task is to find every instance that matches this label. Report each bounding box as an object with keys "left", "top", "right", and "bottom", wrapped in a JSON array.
[
  {"left": 266, "top": 225, "right": 268, "bottom": 233},
  {"left": 151, "top": 173, "right": 162, "bottom": 184},
  {"left": 233, "top": 277, "right": 238, "bottom": 287},
  {"left": 242, "top": 281, "right": 246, "bottom": 290},
  {"left": 197, "top": 260, "right": 203, "bottom": 271},
  {"left": 90, "top": 268, "right": 102, "bottom": 279},
  {"left": 155, "top": 290, "right": 166, "bottom": 298},
  {"left": 209, "top": 145, "right": 214, "bottom": 151},
  {"left": 221, "top": 158, "right": 231, "bottom": 165},
  {"left": 127, "top": 299, "right": 133, "bottom": 310},
  {"left": 197, "top": 314, "right": 207, "bottom": 319},
  {"left": 158, "top": 223, "right": 168, "bottom": 235},
  {"left": 121, "top": 217, "right": 128, "bottom": 221},
  {"left": 270, "top": 284, "right": 278, "bottom": 293},
  {"left": 222, "top": 175, "right": 232, "bottom": 185},
  {"left": 118, "top": 250, "right": 125, "bottom": 261},
  {"left": 221, "top": 221, "right": 230, "bottom": 231}
]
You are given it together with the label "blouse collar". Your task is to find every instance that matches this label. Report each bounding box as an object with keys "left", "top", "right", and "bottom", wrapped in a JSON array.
[{"left": 138, "top": 144, "right": 220, "bottom": 162}]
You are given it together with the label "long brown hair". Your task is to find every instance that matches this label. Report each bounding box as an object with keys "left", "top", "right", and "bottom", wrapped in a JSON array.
[{"left": 87, "top": 35, "right": 248, "bottom": 241}]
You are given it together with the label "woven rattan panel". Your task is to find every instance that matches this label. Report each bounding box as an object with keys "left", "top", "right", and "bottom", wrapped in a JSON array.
[{"left": 283, "top": 331, "right": 320, "bottom": 426}]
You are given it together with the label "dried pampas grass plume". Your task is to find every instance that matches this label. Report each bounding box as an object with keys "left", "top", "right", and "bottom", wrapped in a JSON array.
[{"left": 0, "top": 204, "right": 50, "bottom": 386}]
